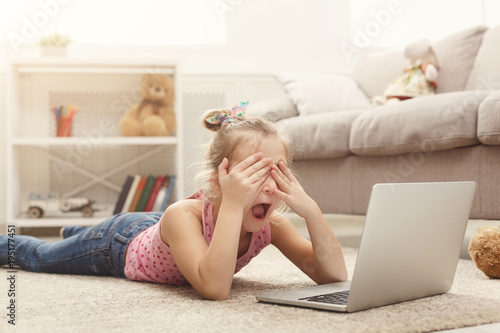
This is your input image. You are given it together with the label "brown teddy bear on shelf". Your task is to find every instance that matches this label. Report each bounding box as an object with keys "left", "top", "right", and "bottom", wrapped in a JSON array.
[
  {"left": 119, "top": 73, "right": 176, "bottom": 136},
  {"left": 468, "top": 225, "right": 500, "bottom": 278}
]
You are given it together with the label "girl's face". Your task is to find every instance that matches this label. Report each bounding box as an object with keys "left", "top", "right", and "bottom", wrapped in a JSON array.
[{"left": 228, "top": 135, "right": 288, "bottom": 233}]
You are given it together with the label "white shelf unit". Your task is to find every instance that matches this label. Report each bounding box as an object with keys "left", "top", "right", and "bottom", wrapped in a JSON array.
[{"left": 6, "top": 58, "right": 183, "bottom": 230}]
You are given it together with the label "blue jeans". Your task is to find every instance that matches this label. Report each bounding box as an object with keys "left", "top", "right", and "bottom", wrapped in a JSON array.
[{"left": 0, "top": 212, "right": 161, "bottom": 277}]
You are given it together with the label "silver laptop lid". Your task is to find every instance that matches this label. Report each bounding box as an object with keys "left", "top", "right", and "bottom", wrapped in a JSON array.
[{"left": 346, "top": 181, "right": 476, "bottom": 312}]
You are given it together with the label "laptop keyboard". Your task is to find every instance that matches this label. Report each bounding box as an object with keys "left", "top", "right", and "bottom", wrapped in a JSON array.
[{"left": 299, "top": 290, "right": 350, "bottom": 305}]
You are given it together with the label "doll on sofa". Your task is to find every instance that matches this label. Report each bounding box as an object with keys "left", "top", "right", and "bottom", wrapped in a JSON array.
[{"left": 373, "top": 39, "right": 440, "bottom": 106}]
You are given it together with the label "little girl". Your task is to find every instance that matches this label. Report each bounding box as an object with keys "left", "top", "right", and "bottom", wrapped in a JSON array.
[{"left": 0, "top": 102, "right": 347, "bottom": 300}]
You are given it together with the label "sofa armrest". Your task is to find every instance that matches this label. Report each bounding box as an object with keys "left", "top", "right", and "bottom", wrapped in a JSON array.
[
  {"left": 478, "top": 90, "right": 500, "bottom": 145},
  {"left": 246, "top": 97, "right": 299, "bottom": 122}
]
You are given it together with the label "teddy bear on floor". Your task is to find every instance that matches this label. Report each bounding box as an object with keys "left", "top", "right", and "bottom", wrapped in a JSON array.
[
  {"left": 468, "top": 225, "right": 500, "bottom": 278},
  {"left": 119, "top": 73, "right": 176, "bottom": 136},
  {"left": 372, "top": 39, "right": 439, "bottom": 106}
]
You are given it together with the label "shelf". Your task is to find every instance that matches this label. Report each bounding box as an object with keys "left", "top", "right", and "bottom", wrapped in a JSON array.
[
  {"left": 7, "top": 58, "right": 184, "bottom": 232},
  {"left": 10, "top": 58, "right": 177, "bottom": 74},
  {"left": 11, "top": 136, "right": 178, "bottom": 146},
  {"left": 13, "top": 217, "right": 112, "bottom": 228},
  {"left": 17, "top": 67, "right": 175, "bottom": 75}
]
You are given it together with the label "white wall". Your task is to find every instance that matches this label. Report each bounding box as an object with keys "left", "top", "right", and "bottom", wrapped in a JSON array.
[
  {"left": 0, "top": 1, "right": 350, "bottom": 229},
  {"left": 0, "top": 1, "right": 351, "bottom": 73},
  {"left": 0, "top": 73, "right": 5, "bottom": 230},
  {"left": 180, "top": 0, "right": 351, "bottom": 74}
]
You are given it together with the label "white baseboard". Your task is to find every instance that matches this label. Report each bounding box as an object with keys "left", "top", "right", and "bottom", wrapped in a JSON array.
[{"left": 0, "top": 223, "right": 5, "bottom": 235}]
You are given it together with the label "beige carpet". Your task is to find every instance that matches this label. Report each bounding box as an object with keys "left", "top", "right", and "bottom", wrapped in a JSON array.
[{"left": 2, "top": 246, "right": 500, "bottom": 333}]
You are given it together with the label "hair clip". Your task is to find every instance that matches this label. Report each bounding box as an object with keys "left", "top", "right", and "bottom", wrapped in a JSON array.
[
  {"left": 206, "top": 101, "right": 249, "bottom": 126},
  {"left": 230, "top": 101, "right": 248, "bottom": 118}
]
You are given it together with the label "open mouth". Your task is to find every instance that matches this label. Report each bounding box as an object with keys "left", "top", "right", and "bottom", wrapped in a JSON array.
[{"left": 251, "top": 203, "right": 271, "bottom": 220}]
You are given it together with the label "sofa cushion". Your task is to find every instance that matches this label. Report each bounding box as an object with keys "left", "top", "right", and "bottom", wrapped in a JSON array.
[
  {"left": 351, "top": 50, "right": 407, "bottom": 99},
  {"left": 277, "top": 109, "right": 366, "bottom": 159},
  {"left": 246, "top": 97, "right": 299, "bottom": 122},
  {"left": 478, "top": 90, "right": 500, "bottom": 145},
  {"left": 275, "top": 71, "right": 371, "bottom": 116},
  {"left": 433, "top": 25, "right": 488, "bottom": 94},
  {"left": 349, "top": 91, "right": 488, "bottom": 156},
  {"left": 465, "top": 25, "right": 500, "bottom": 91}
]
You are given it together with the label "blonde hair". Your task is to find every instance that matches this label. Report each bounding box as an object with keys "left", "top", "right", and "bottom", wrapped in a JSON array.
[{"left": 194, "top": 108, "right": 291, "bottom": 203}]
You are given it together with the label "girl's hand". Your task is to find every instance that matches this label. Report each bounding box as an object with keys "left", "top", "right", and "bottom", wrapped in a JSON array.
[
  {"left": 218, "top": 152, "right": 272, "bottom": 210},
  {"left": 271, "top": 161, "right": 318, "bottom": 219}
]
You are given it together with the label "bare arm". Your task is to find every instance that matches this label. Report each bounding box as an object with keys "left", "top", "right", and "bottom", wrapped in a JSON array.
[
  {"left": 271, "top": 162, "right": 347, "bottom": 284},
  {"left": 163, "top": 153, "right": 272, "bottom": 300},
  {"left": 162, "top": 200, "right": 243, "bottom": 300}
]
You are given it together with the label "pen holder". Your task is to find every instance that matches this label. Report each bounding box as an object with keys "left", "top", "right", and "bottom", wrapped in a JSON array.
[{"left": 56, "top": 117, "right": 73, "bottom": 137}]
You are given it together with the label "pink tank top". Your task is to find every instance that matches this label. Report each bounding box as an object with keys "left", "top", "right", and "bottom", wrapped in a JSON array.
[{"left": 124, "top": 193, "right": 271, "bottom": 284}]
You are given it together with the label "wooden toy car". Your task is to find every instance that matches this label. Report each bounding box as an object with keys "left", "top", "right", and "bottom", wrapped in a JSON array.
[{"left": 27, "top": 192, "right": 94, "bottom": 218}]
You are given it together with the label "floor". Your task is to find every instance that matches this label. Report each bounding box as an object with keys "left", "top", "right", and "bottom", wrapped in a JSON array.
[{"left": 23, "top": 214, "right": 500, "bottom": 333}]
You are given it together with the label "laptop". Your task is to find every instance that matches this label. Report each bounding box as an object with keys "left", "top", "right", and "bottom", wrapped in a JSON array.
[{"left": 256, "top": 181, "right": 476, "bottom": 312}]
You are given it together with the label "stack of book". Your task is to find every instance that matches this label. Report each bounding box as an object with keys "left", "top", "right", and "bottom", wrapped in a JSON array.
[{"left": 113, "top": 175, "right": 176, "bottom": 214}]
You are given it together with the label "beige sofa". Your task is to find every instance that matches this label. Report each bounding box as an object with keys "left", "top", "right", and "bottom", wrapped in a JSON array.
[{"left": 248, "top": 25, "right": 500, "bottom": 220}]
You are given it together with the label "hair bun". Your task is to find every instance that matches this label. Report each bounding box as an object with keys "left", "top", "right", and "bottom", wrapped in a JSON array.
[
  {"left": 201, "top": 109, "right": 230, "bottom": 132},
  {"left": 201, "top": 108, "right": 248, "bottom": 132},
  {"left": 201, "top": 102, "right": 249, "bottom": 132}
]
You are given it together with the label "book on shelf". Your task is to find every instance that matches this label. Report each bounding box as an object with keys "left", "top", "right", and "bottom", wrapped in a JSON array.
[
  {"left": 152, "top": 176, "right": 169, "bottom": 212},
  {"left": 135, "top": 175, "right": 157, "bottom": 212},
  {"left": 161, "top": 175, "right": 176, "bottom": 212},
  {"left": 115, "top": 174, "right": 176, "bottom": 213},
  {"left": 113, "top": 175, "right": 133, "bottom": 214},
  {"left": 121, "top": 175, "right": 141, "bottom": 213},
  {"left": 144, "top": 175, "right": 165, "bottom": 212},
  {"left": 128, "top": 176, "right": 147, "bottom": 212}
]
